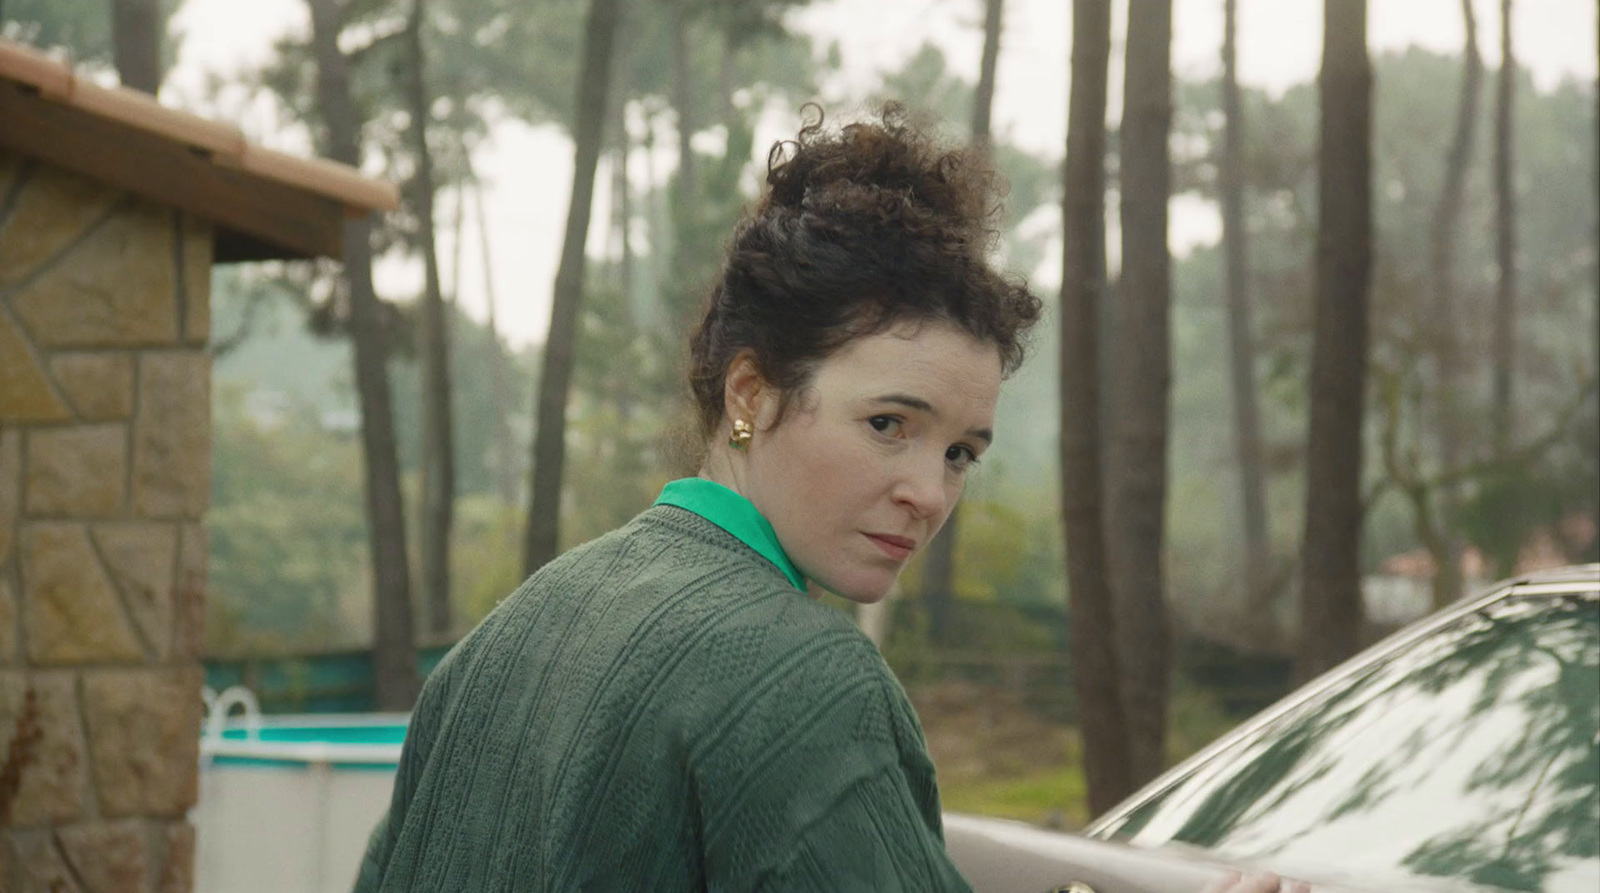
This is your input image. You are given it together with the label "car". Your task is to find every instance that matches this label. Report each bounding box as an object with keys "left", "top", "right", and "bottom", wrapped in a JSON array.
[{"left": 946, "top": 564, "right": 1600, "bottom": 893}]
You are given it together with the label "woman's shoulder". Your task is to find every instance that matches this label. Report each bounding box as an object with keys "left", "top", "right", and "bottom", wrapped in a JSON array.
[
  {"left": 674, "top": 565, "right": 887, "bottom": 679},
  {"left": 665, "top": 590, "right": 916, "bottom": 749},
  {"left": 537, "top": 503, "right": 798, "bottom": 591}
]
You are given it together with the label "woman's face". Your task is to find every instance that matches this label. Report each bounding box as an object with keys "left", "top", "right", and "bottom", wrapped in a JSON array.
[{"left": 736, "top": 320, "right": 1004, "bottom": 604}]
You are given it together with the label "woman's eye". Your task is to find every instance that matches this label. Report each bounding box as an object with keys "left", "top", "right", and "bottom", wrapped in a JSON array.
[
  {"left": 945, "top": 444, "right": 979, "bottom": 471},
  {"left": 868, "top": 415, "right": 903, "bottom": 436}
]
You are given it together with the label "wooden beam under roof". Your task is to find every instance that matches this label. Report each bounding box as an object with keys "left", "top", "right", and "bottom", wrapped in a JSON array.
[{"left": 0, "top": 38, "right": 398, "bottom": 263}]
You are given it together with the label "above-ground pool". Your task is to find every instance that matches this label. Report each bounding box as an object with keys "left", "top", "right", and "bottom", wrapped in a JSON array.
[{"left": 197, "top": 690, "right": 407, "bottom": 893}]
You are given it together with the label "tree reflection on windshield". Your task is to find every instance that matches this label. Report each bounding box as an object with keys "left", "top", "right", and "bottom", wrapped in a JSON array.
[{"left": 1100, "top": 593, "right": 1600, "bottom": 893}]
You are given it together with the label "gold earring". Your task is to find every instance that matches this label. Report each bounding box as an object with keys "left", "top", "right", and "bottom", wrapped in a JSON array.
[{"left": 729, "top": 419, "right": 753, "bottom": 450}]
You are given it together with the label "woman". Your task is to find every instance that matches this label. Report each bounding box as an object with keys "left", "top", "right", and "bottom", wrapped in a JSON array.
[{"left": 353, "top": 107, "right": 1292, "bottom": 893}]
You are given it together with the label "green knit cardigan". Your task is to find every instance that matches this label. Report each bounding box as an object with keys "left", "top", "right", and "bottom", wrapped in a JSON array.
[{"left": 353, "top": 494, "right": 973, "bottom": 891}]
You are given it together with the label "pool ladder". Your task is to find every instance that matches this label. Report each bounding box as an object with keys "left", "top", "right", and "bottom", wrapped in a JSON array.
[{"left": 201, "top": 685, "right": 261, "bottom": 744}]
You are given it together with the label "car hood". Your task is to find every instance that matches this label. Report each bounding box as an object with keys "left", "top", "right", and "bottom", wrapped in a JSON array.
[{"left": 944, "top": 814, "right": 1499, "bottom": 893}]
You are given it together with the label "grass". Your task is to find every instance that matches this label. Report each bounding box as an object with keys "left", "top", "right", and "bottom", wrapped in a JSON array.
[
  {"left": 939, "top": 763, "right": 1090, "bottom": 829},
  {"left": 911, "top": 680, "right": 1093, "bottom": 830},
  {"left": 913, "top": 679, "right": 1243, "bottom": 832}
]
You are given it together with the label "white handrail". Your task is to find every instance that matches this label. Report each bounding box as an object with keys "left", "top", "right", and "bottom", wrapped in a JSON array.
[{"left": 204, "top": 685, "right": 262, "bottom": 743}]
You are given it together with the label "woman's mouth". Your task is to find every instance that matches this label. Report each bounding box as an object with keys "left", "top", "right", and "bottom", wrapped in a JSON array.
[{"left": 864, "top": 533, "right": 916, "bottom": 561}]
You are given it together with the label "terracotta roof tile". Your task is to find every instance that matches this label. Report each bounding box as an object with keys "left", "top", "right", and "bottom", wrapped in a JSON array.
[{"left": 0, "top": 38, "right": 398, "bottom": 214}]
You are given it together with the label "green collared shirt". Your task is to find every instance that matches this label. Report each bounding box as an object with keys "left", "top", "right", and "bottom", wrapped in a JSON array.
[{"left": 653, "top": 477, "right": 806, "bottom": 590}]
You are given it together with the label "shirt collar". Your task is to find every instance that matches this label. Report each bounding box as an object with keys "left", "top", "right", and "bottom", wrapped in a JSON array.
[{"left": 653, "top": 477, "right": 807, "bottom": 590}]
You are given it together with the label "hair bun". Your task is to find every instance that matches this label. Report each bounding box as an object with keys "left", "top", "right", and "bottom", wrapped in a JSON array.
[{"left": 761, "top": 103, "right": 1001, "bottom": 253}]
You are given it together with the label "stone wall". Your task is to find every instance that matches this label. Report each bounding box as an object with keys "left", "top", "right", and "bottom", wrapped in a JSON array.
[{"left": 0, "top": 148, "right": 209, "bottom": 893}]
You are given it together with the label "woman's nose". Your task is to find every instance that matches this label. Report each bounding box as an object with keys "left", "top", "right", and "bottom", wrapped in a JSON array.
[{"left": 893, "top": 459, "right": 949, "bottom": 520}]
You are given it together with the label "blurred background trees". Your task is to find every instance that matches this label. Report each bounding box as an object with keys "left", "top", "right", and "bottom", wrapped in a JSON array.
[
  {"left": 2, "top": 0, "right": 181, "bottom": 88},
  {"left": 7, "top": 0, "right": 1593, "bottom": 826}
]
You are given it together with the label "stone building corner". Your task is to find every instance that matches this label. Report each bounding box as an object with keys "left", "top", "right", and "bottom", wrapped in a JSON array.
[{"left": 1, "top": 149, "right": 210, "bottom": 893}]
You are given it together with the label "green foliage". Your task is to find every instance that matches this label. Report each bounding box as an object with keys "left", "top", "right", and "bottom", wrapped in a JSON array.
[
  {"left": 877, "top": 42, "right": 973, "bottom": 129},
  {"left": 208, "top": 384, "right": 369, "bottom": 654},
  {"left": 208, "top": 271, "right": 367, "bottom": 654},
  {"left": 1165, "top": 683, "right": 1240, "bottom": 764},
  {"left": 213, "top": 255, "right": 536, "bottom": 501},
  {"left": 1166, "top": 48, "right": 1597, "bottom": 601},
  {"left": 872, "top": 42, "right": 1059, "bottom": 235},
  {"left": 951, "top": 499, "right": 1055, "bottom": 607},
  {"left": 938, "top": 763, "right": 1089, "bottom": 829},
  {"left": 617, "top": 0, "right": 818, "bottom": 134},
  {"left": 452, "top": 494, "right": 527, "bottom": 623},
  {"left": 660, "top": 108, "right": 760, "bottom": 328},
  {"left": 1, "top": 0, "right": 184, "bottom": 66},
  {"left": 563, "top": 275, "right": 678, "bottom": 546},
  {"left": 389, "top": 303, "right": 537, "bottom": 497},
  {"left": 2, "top": 0, "right": 112, "bottom": 62},
  {"left": 1, "top": 0, "right": 185, "bottom": 73},
  {"left": 211, "top": 264, "right": 355, "bottom": 411},
  {"left": 251, "top": 0, "right": 820, "bottom": 262},
  {"left": 210, "top": 262, "right": 544, "bottom": 643},
  {"left": 426, "top": 0, "right": 590, "bottom": 127},
  {"left": 252, "top": 0, "right": 587, "bottom": 260},
  {"left": 1454, "top": 409, "right": 1600, "bottom": 575}
]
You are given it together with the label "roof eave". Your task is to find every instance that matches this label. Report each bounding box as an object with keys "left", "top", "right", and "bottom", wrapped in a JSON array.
[{"left": 0, "top": 39, "right": 398, "bottom": 263}]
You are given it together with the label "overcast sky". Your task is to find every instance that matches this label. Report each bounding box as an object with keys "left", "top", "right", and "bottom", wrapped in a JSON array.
[{"left": 165, "top": 0, "right": 1598, "bottom": 347}]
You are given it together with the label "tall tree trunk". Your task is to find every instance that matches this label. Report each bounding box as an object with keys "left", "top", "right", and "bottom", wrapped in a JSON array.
[
  {"left": 1297, "top": 0, "right": 1372, "bottom": 685},
  {"left": 613, "top": 96, "right": 636, "bottom": 320},
  {"left": 1221, "top": 0, "right": 1273, "bottom": 628},
  {"left": 924, "top": 0, "right": 1004, "bottom": 646},
  {"left": 1060, "top": 0, "right": 1133, "bottom": 817},
  {"left": 451, "top": 182, "right": 467, "bottom": 304},
  {"left": 1108, "top": 0, "right": 1173, "bottom": 789},
  {"left": 110, "top": 0, "right": 162, "bottom": 93},
  {"left": 643, "top": 113, "right": 666, "bottom": 323},
  {"left": 671, "top": 8, "right": 699, "bottom": 215},
  {"left": 308, "top": 0, "right": 417, "bottom": 710},
  {"left": 718, "top": 30, "right": 737, "bottom": 129},
  {"left": 1492, "top": 0, "right": 1517, "bottom": 455},
  {"left": 608, "top": 79, "right": 639, "bottom": 432},
  {"left": 523, "top": 0, "right": 624, "bottom": 574},
  {"left": 406, "top": 0, "right": 456, "bottom": 636},
  {"left": 1426, "top": 0, "right": 1482, "bottom": 610},
  {"left": 475, "top": 177, "right": 518, "bottom": 507},
  {"left": 972, "top": 0, "right": 1003, "bottom": 143}
]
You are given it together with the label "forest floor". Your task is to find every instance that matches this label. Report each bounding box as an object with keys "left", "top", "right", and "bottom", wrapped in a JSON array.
[
  {"left": 909, "top": 678, "right": 1243, "bottom": 830},
  {"left": 908, "top": 680, "right": 1090, "bottom": 829}
]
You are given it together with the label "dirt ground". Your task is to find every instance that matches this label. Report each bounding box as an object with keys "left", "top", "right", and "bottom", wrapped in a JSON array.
[{"left": 906, "top": 679, "right": 1087, "bottom": 828}]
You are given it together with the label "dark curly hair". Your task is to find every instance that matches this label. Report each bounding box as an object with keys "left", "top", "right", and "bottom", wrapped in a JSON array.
[{"left": 687, "top": 104, "right": 1043, "bottom": 438}]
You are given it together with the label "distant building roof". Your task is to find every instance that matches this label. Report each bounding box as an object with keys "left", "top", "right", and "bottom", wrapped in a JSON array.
[{"left": 0, "top": 38, "right": 399, "bottom": 262}]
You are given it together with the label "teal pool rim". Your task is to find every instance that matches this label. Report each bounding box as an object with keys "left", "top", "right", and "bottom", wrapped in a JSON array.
[
  {"left": 208, "top": 755, "right": 401, "bottom": 771},
  {"left": 208, "top": 711, "right": 412, "bottom": 729},
  {"left": 201, "top": 712, "right": 410, "bottom": 770}
]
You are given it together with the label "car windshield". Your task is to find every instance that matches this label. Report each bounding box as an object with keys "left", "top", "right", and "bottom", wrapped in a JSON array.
[{"left": 1093, "top": 592, "right": 1600, "bottom": 893}]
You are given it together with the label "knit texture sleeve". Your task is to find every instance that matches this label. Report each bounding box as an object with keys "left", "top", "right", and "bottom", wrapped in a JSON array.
[
  {"left": 690, "top": 616, "right": 972, "bottom": 893},
  {"left": 752, "top": 765, "right": 975, "bottom": 892}
]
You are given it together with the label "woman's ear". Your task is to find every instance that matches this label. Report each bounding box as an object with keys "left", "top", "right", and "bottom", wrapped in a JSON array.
[{"left": 723, "top": 350, "right": 769, "bottom": 429}]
